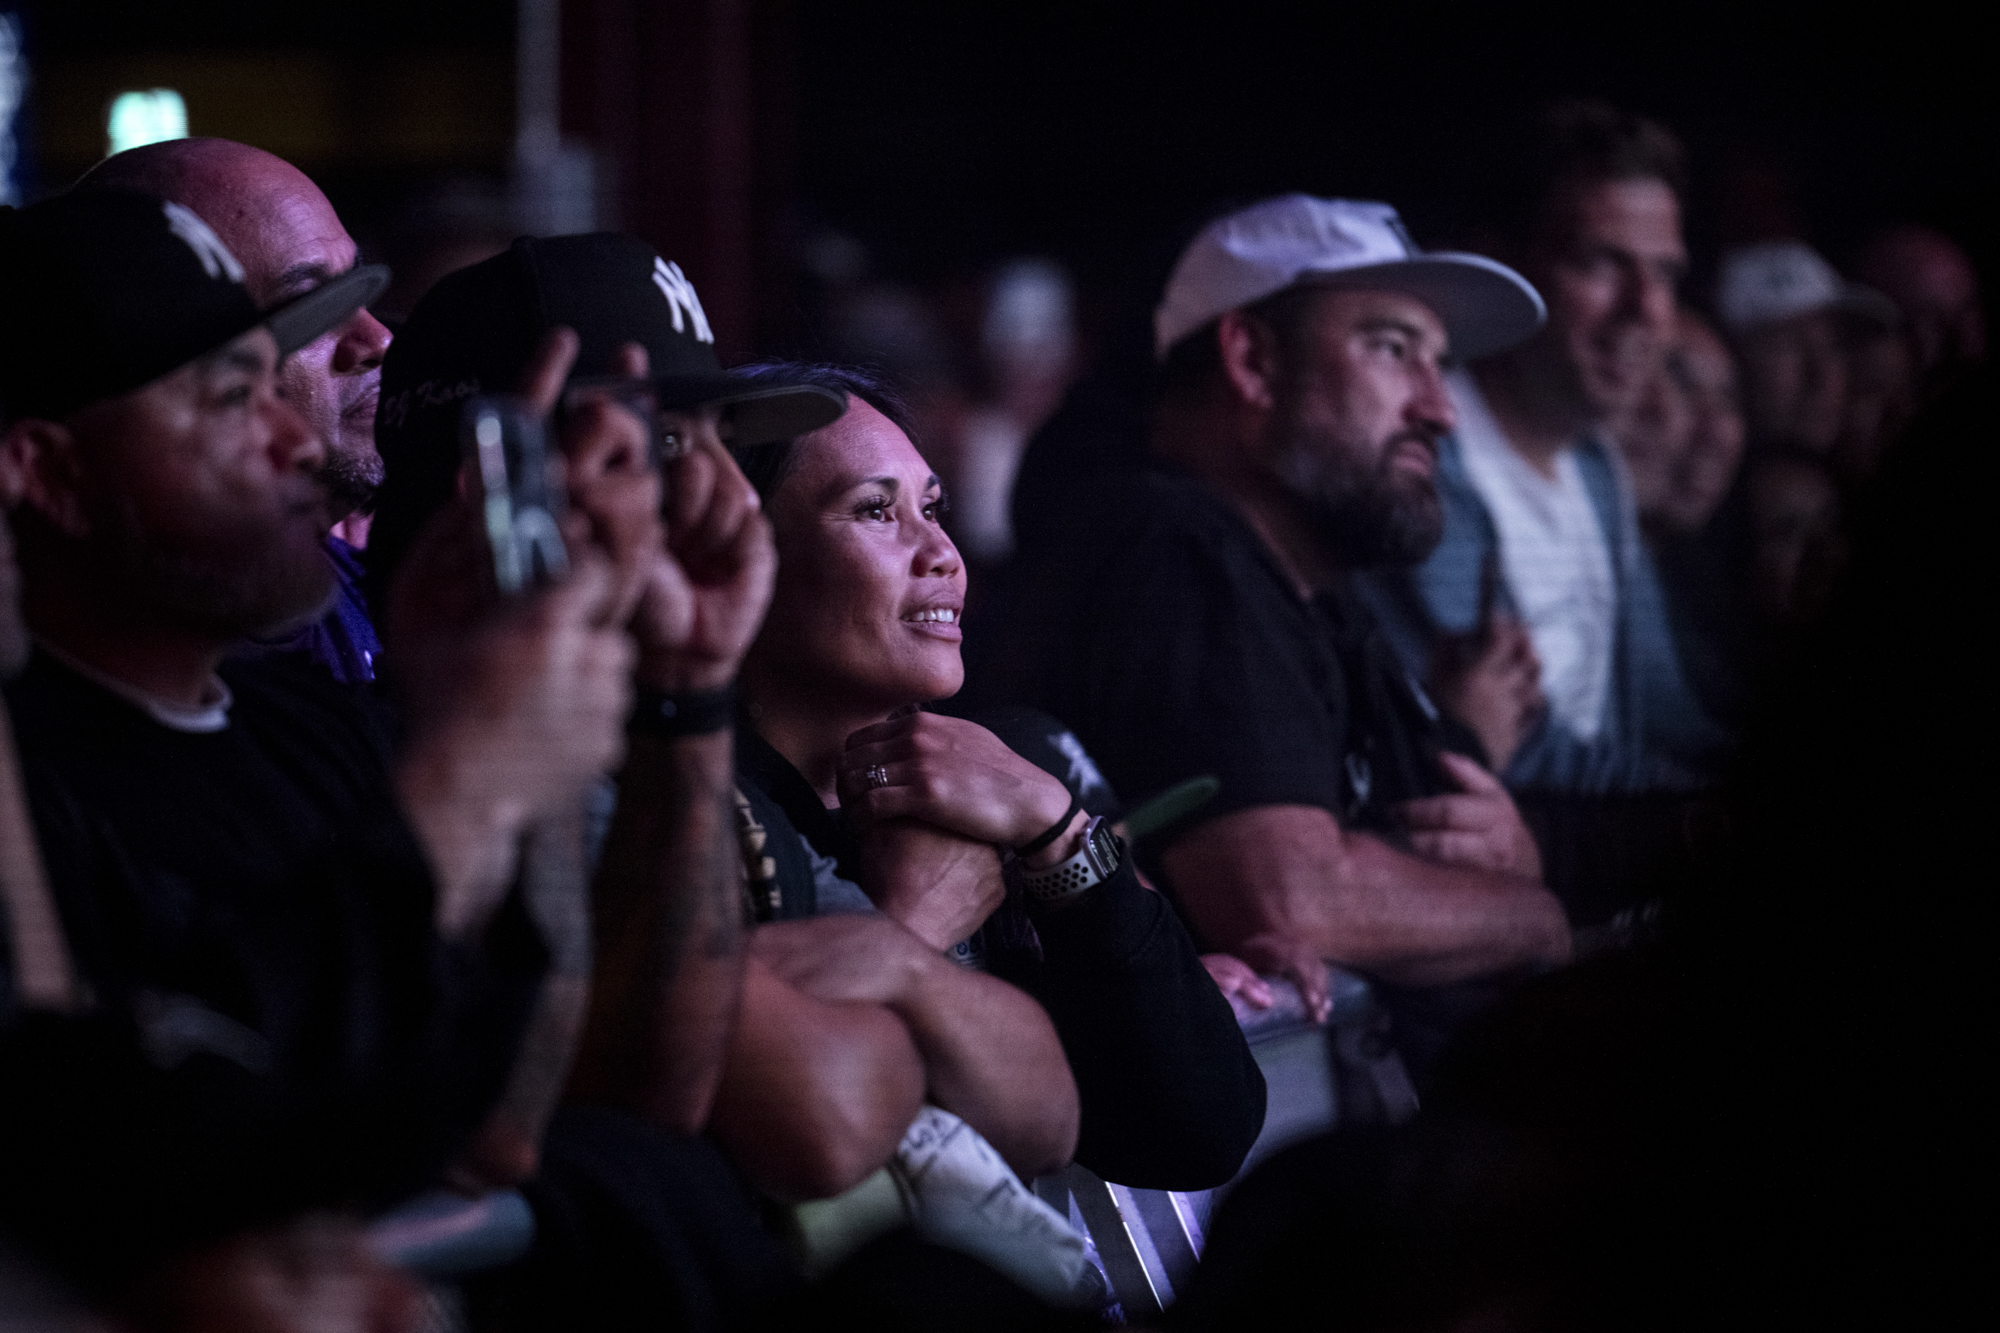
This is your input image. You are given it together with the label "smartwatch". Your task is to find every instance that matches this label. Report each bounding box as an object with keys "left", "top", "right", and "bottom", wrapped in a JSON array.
[{"left": 1011, "top": 815, "right": 1122, "bottom": 907}]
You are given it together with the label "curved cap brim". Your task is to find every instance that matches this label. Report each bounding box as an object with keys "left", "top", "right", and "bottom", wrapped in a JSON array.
[
  {"left": 266, "top": 264, "right": 392, "bottom": 356},
  {"left": 651, "top": 375, "right": 849, "bottom": 446},
  {"left": 1307, "top": 252, "right": 1547, "bottom": 362}
]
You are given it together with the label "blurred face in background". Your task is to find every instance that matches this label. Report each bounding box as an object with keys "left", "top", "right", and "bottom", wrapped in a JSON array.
[
  {"left": 1854, "top": 225, "right": 1986, "bottom": 375},
  {"left": 1614, "top": 340, "right": 1692, "bottom": 524},
  {"left": 1510, "top": 176, "right": 1688, "bottom": 426},
  {"left": 1658, "top": 313, "right": 1747, "bottom": 532},
  {"left": 1748, "top": 456, "right": 1844, "bottom": 626},
  {"left": 1734, "top": 309, "right": 1846, "bottom": 455},
  {"left": 1834, "top": 327, "right": 1916, "bottom": 486}
]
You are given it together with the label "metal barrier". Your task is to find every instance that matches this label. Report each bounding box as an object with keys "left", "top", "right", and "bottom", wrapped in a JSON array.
[{"left": 1032, "top": 963, "right": 1418, "bottom": 1317}]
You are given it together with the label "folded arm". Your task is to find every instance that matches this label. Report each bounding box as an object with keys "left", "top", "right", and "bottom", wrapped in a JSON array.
[
  {"left": 750, "top": 915, "right": 1079, "bottom": 1182},
  {"left": 1162, "top": 804, "right": 1571, "bottom": 990},
  {"left": 708, "top": 955, "right": 926, "bottom": 1201}
]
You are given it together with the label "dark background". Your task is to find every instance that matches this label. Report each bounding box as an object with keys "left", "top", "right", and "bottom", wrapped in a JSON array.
[{"left": 16, "top": 0, "right": 1995, "bottom": 358}]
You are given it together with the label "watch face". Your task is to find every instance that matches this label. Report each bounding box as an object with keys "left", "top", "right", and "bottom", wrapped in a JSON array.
[{"left": 1087, "top": 819, "right": 1121, "bottom": 873}]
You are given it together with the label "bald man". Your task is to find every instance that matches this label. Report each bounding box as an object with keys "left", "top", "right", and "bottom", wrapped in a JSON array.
[
  {"left": 77, "top": 140, "right": 392, "bottom": 533},
  {"left": 75, "top": 140, "right": 395, "bottom": 683}
]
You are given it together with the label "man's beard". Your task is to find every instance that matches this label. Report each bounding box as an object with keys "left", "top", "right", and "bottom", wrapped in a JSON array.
[
  {"left": 83, "top": 490, "right": 336, "bottom": 641},
  {"left": 318, "top": 441, "right": 385, "bottom": 517},
  {"left": 1270, "top": 416, "right": 1445, "bottom": 570}
]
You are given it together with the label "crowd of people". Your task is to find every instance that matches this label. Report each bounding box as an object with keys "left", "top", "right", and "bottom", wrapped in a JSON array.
[{"left": 0, "top": 97, "right": 1984, "bottom": 1330}]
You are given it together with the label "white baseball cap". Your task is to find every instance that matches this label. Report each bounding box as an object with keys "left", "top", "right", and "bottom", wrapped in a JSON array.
[
  {"left": 1153, "top": 194, "right": 1546, "bottom": 361},
  {"left": 1714, "top": 241, "right": 1897, "bottom": 333}
]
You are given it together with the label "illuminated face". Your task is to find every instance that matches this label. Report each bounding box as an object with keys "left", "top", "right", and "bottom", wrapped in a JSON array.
[
  {"left": 1264, "top": 287, "right": 1456, "bottom": 568},
  {"left": 62, "top": 329, "right": 333, "bottom": 638},
  {"left": 749, "top": 400, "right": 965, "bottom": 713},
  {"left": 1522, "top": 177, "right": 1688, "bottom": 423},
  {"left": 192, "top": 152, "right": 392, "bottom": 518}
]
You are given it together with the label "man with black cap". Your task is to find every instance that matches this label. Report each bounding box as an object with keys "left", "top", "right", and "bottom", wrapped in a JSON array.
[
  {"left": 0, "top": 189, "right": 637, "bottom": 1309},
  {"left": 978, "top": 195, "right": 1572, "bottom": 1076},
  {"left": 76, "top": 138, "right": 398, "bottom": 687},
  {"left": 369, "top": 233, "right": 877, "bottom": 1327}
]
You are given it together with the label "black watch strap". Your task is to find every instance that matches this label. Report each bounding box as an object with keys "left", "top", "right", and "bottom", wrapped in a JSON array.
[
  {"left": 628, "top": 683, "right": 736, "bottom": 739},
  {"left": 1013, "top": 794, "right": 1083, "bottom": 859}
]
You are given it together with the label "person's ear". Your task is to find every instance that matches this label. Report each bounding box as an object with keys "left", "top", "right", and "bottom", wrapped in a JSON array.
[
  {"left": 1217, "top": 309, "right": 1283, "bottom": 414},
  {"left": 0, "top": 419, "right": 92, "bottom": 538}
]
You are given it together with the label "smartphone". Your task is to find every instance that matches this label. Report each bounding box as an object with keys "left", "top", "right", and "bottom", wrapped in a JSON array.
[{"left": 462, "top": 394, "right": 568, "bottom": 595}]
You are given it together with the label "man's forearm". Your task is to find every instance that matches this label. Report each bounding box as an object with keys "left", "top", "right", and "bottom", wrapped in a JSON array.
[
  {"left": 567, "top": 731, "right": 745, "bottom": 1132},
  {"left": 893, "top": 962, "right": 1079, "bottom": 1180},
  {"left": 710, "top": 960, "right": 926, "bottom": 1200},
  {"left": 1330, "top": 831, "right": 1571, "bottom": 983},
  {"left": 1164, "top": 804, "right": 1571, "bottom": 988}
]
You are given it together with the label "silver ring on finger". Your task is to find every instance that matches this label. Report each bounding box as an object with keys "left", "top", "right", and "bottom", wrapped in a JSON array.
[{"left": 865, "top": 764, "right": 891, "bottom": 790}]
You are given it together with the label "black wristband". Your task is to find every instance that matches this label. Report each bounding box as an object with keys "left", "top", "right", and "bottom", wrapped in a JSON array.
[
  {"left": 628, "top": 683, "right": 736, "bottom": 739},
  {"left": 1012, "top": 794, "right": 1083, "bottom": 859}
]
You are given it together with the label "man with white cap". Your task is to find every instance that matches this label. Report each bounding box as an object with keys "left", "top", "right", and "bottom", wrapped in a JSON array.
[
  {"left": 978, "top": 193, "right": 1569, "bottom": 1067},
  {"left": 1715, "top": 239, "right": 1897, "bottom": 457}
]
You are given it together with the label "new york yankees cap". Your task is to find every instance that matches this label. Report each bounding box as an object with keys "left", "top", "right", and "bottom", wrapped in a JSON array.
[
  {"left": 368, "top": 233, "right": 846, "bottom": 607},
  {"left": 376, "top": 233, "right": 845, "bottom": 451},
  {"left": 0, "top": 189, "right": 387, "bottom": 422},
  {"left": 1154, "top": 195, "right": 1546, "bottom": 362}
]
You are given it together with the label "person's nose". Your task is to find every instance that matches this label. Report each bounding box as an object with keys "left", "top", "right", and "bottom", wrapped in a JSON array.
[
  {"left": 1409, "top": 359, "right": 1457, "bottom": 437},
  {"left": 913, "top": 514, "right": 963, "bottom": 579},
  {"left": 330, "top": 307, "right": 392, "bottom": 376}
]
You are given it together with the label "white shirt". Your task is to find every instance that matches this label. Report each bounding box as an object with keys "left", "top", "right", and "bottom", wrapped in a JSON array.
[{"left": 1447, "top": 371, "right": 1616, "bottom": 742}]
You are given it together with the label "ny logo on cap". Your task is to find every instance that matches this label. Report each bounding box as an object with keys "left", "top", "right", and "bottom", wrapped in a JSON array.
[
  {"left": 651, "top": 257, "right": 715, "bottom": 344},
  {"left": 162, "top": 202, "right": 246, "bottom": 284}
]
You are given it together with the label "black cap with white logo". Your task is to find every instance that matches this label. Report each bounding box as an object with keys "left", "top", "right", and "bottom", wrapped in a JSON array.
[
  {"left": 0, "top": 189, "right": 387, "bottom": 422},
  {"left": 376, "top": 233, "right": 845, "bottom": 447},
  {"left": 367, "top": 233, "right": 846, "bottom": 606}
]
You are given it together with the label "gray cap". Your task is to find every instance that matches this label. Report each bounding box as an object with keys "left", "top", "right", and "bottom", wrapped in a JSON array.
[
  {"left": 1715, "top": 241, "right": 1897, "bottom": 333},
  {"left": 1155, "top": 195, "right": 1546, "bottom": 361}
]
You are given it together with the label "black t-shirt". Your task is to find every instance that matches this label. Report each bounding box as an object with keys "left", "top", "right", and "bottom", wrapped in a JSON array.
[
  {"left": 973, "top": 469, "right": 1506, "bottom": 1080},
  {"left": 1, "top": 651, "right": 545, "bottom": 1284},
  {"left": 974, "top": 468, "right": 1472, "bottom": 848},
  {"left": 734, "top": 716, "right": 1266, "bottom": 1191}
]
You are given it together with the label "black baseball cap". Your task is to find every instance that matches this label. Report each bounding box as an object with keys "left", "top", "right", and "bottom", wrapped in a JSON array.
[
  {"left": 0, "top": 189, "right": 387, "bottom": 422},
  {"left": 367, "top": 233, "right": 846, "bottom": 604},
  {"left": 375, "top": 233, "right": 845, "bottom": 444}
]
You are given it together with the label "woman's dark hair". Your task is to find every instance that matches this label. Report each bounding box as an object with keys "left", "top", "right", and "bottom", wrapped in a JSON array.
[{"left": 728, "top": 361, "right": 914, "bottom": 505}]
